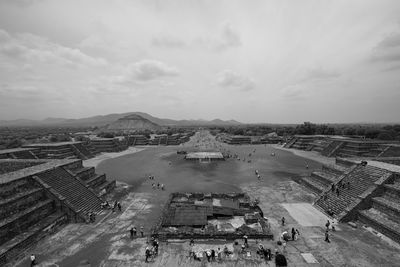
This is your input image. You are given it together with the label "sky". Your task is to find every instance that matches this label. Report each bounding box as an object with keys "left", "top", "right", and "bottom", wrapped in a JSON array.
[{"left": 0, "top": 0, "right": 400, "bottom": 123}]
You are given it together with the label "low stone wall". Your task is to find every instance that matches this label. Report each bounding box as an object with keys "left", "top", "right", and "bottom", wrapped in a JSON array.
[{"left": 0, "top": 161, "right": 43, "bottom": 175}]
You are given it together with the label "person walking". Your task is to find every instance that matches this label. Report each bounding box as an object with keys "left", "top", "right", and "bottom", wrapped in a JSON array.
[
  {"left": 325, "top": 230, "right": 331, "bottom": 243},
  {"left": 291, "top": 228, "right": 296, "bottom": 241},
  {"left": 281, "top": 217, "right": 285, "bottom": 226},
  {"left": 140, "top": 226, "right": 144, "bottom": 237},
  {"left": 243, "top": 235, "right": 248, "bottom": 248},
  {"left": 30, "top": 254, "right": 36, "bottom": 266}
]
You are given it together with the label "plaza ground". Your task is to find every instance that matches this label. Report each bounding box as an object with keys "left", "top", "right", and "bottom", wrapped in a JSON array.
[{"left": 12, "top": 132, "right": 400, "bottom": 267}]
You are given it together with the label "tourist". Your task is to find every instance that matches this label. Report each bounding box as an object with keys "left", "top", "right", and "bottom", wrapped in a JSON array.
[
  {"left": 243, "top": 235, "right": 248, "bottom": 247},
  {"left": 325, "top": 220, "right": 330, "bottom": 230},
  {"left": 281, "top": 217, "right": 285, "bottom": 226},
  {"left": 347, "top": 181, "right": 350, "bottom": 189},
  {"left": 325, "top": 229, "right": 331, "bottom": 243},
  {"left": 133, "top": 226, "right": 137, "bottom": 236},
  {"left": 217, "top": 247, "right": 222, "bottom": 261},
  {"left": 145, "top": 246, "right": 150, "bottom": 262},
  {"left": 30, "top": 254, "right": 36, "bottom": 266},
  {"left": 157, "top": 183, "right": 160, "bottom": 189},
  {"left": 154, "top": 240, "right": 159, "bottom": 255},
  {"left": 161, "top": 184, "right": 164, "bottom": 190},
  {"left": 130, "top": 227, "right": 134, "bottom": 239},
  {"left": 331, "top": 184, "right": 335, "bottom": 192},
  {"left": 328, "top": 208, "right": 334, "bottom": 216},
  {"left": 296, "top": 229, "right": 300, "bottom": 238},
  {"left": 117, "top": 202, "right": 122, "bottom": 212},
  {"left": 291, "top": 228, "right": 296, "bottom": 241},
  {"left": 206, "top": 250, "right": 211, "bottom": 262},
  {"left": 190, "top": 238, "right": 194, "bottom": 246},
  {"left": 211, "top": 249, "right": 216, "bottom": 261},
  {"left": 336, "top": 188, "right": 340, "bottom": 197},
  {"left": 140, "top": 226, "right": 144, "bottom": 237}
]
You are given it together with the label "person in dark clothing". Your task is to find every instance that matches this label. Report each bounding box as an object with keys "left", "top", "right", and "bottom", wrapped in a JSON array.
[
  {"left": 336, "top": 188, "right": 340, "bottom": 197},
  {"left": 211, "top": 249, "right": 216, "bottom": 261},
  {"left": 145, "top": 247, "right": 150, "bottom": 263},
  {"left": 243, "top": 235, "right": 248, "bottom": 247},
  {"left": 281, "top": 217, "right": 285, "bottom": 226},
  {"left": 325, "top": 230, "right": 331, "bottom": 243},
  {"left": 133, "top": 226, "right": 137, "bottom": 236},
  {"left": 331, "top": 184, "right": 335, "bottom": 192},
  {"left": 190, "top": 238, "right": 194, "bottom": 246},
  {"left": 291, "top": 228, "right": 296, "bottom": 240},
  {"left": 130, "top": 227, "right": 134, "bottom": 239},
  {"left": 275, "top": 252, "right": 288, "bottom": 267},
  {"left": 117, "top": 202, "right": 122, "bottom": 212}
]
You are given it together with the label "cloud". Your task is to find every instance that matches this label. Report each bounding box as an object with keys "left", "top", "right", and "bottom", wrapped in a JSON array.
[
  {"left": 152, "top": 34, "right": 185, "bottom": 48},
  {"left": 216, "top": 22, "right": 241, "bottom": 50},
  {"left": 305, "top": 67, "right": 340, "bottom": 81},
  {"left": 371, "top": 30, "right": 400, "bottom": 63},
  {"left": 280, "top": 85, "right": 305, "bottom": 100},
  {"left": 112, "top": 60, "right": 179, "bottom": 83},
  {"left": 193, "top": 22, "right": 241, "bottom": 52},
  {"left": 377, "top": 32, "right": 400, "bottom": 48},
  {"left": 216, "top": 70, "right": 255, "bottom": 91},
  {"left": 0, "top": 29, "right": 107, "bottom": 67}
]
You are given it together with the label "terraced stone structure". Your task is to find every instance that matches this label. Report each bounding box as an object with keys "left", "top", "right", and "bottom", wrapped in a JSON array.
[
  {"left": 89, "top": 137, "right": 128, "bottom": 152},
  {"left": 0, "top": 158, "right": 115, "bottom": 265},
  {"left": 0, "top": 148, "right": 40, "bottom": 160},
  {"left": 154, "top": 192, "right": 273, "bottom": 240},
  {"left": 23, "top": 141, "right": 95, "bottom": 160},
  {"left": 299, "top": 158, "right": 400, "bottom": 244}
]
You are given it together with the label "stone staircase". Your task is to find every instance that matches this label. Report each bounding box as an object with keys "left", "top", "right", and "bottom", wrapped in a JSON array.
[
  {"left": 68, "top": 166, "right": 116, "bottom": 196},
  {"left": 358, "top": 178, "right": 400, "bottom": 243},
  {"left": 284, "top": 137, "right": 297, "bottom": 148},
  {"left": 314, "top": 165, "right": 390, "bottom": 219},
  {"left": 325, "top": 141, "right": 345, "bottom": 157},
  {"left": 0, "top": 179, "right": 67, "bottom": 265},
  {"left": 299, "top": 163, "right": 347, "bottom": 195},
  {"left": 70, "top": 143, "right": 94, "bottom": 160},
  {"left": 35, "top": 167, "right": 103, "bottom": 216}
]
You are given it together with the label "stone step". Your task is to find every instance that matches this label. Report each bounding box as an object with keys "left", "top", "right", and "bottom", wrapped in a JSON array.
[
  {"left": 359, "top": 208, "right": 400, "bottom": 244},
  {"left": 0, "top": 212, "right": 67, "bottom": 264}
]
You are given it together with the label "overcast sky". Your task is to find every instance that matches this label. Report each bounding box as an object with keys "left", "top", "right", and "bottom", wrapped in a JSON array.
[{"left": 1, "top": 0, "right": 400, "bottom": 123}]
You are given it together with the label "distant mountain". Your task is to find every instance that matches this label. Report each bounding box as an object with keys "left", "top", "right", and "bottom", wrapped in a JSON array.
[
  {"left": 102, "top": 114, "right": 161, "bottom": 132},
  {"left": 0, "top": 112, "right": 242, "bottom": 127}
]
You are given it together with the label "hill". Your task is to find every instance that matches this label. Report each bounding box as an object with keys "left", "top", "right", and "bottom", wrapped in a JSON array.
[
  {"left": 102, "top": 114, "right": 161, "bottom": 132},
  {"left": 0, "top": 112, "right": 242, "bottom": 127}
]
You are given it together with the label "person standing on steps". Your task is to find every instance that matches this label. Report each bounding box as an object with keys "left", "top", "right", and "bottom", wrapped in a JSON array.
[{"left": 281, "top": 217, "right": 285, "bottom": 226}]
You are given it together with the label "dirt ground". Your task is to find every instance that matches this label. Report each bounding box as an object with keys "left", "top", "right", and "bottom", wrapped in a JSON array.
[{"left": 12, "top": 131, "right": 400, "bottom": 267}]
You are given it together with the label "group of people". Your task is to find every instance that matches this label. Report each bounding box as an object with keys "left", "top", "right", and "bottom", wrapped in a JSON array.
[
  {"left": 145, "top": 237, "right": 159, "bottom": 263},
  {"left": 130, "top": 225, "right": 144, "bottom": 238},
  {"left": 254, "top": 169, "right": 261, "bottom": 180},
  {"left": 100, "top": 200, "right": 122, "bottom": 213},
  {"left": 189, "top": 246, "right": 231, "bottom": 262},
  {"left": 148, "top": 175, "right": 165, "bottom": 190}
]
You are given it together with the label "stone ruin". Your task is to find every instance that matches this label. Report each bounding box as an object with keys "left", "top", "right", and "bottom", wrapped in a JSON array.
[{"left": 153, "top": 192, "right": 273, "bottom": 240}]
